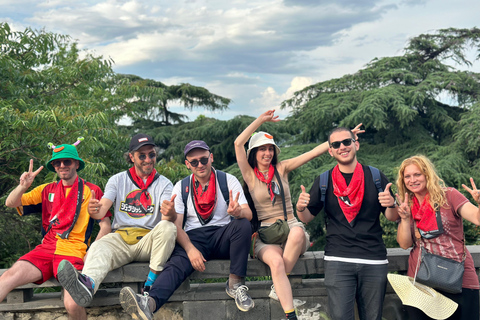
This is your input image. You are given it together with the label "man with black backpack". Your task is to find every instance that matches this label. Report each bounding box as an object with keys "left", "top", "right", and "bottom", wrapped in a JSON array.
[
  {"left": 120, "top": 140, "right": 254, "bottom": 320},
  {"left": 296, "top": 127, "right": 399, "bottom": 320}
]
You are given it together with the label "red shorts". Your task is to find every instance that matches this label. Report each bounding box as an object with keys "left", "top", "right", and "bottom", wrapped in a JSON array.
[{"left": 18, "top": 243, "right": 84, "bottom": 284}]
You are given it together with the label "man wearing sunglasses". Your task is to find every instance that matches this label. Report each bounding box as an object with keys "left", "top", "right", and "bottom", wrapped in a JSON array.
[
  {"left": 296, "top": 127, "right": 399, "bottom": 320},
  {"left": 120, "top": 140, "right": 254, "bottom": 320},
  {"left": 3, "top": 143, "right": 107, "bottom": 320},
  {"left": 57, "top": 133, "right": 177, "bottom": 310}
]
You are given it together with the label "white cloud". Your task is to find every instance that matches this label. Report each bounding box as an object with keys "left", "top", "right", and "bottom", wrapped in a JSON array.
[{"left": 250, "top": 76, "right": 314, "bottom": 116}]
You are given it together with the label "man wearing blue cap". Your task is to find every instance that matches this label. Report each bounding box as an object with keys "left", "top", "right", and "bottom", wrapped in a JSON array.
[
  {"left": 57, "top": 133, "right": 177, "bottom": 310},
  {"left": 120, "top": 140, "right": 254, "bottom": 320},
  {"left": 2, "top": 143, "right": 105, "bottom": 320}
]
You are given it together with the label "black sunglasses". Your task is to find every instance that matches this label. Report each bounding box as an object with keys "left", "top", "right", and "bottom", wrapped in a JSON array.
[
  {"left": 330, "top": 138, "right": 355, "bottom": 149},
  {"left": 52, "top": 159, "right": 74, "bottom": 167},
  {"left": 187, "top": 153, "right": 210, "bottom": 167},
  {"left": 138, "top": 152, "right": 156, "bottom": 161}
]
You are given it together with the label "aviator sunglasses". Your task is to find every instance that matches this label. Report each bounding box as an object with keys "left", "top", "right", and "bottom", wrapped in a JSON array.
[
  {"left": 138, "top": 152, "right": 156, "bottom": 161},
  {"left": 330, "top": 138, "right": 355, "bottom": 149},
  {"left": 186, "top": 153, "right": 211, "bottom": 167}
]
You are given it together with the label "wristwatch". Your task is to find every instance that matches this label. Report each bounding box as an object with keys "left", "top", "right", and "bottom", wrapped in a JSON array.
[{"left": 388, "top": 200, "right": 397, "bottom": 208}]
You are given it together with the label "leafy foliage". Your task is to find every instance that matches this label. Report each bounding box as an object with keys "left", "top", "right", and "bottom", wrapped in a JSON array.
[
  {"left": 0, "top": 23, "right": 127, "bottom": 267},
  {"left": 113, "top": 74, "right": 231, "bottom": 126}
]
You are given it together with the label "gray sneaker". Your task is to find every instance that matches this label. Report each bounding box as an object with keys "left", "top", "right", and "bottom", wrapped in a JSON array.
[
  {"left": 120, "top": 286, "right": 154, "bottom": 320},
  {"left": 225, "top": 280, "right": 254, "bottom": 312},
  {"left": 57, "top": 259, "right": 94, "bottom": 307}
]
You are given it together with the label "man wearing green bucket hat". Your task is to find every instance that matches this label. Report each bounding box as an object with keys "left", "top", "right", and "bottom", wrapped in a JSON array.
[{"left": 3, "top": 141, "right": 105, "bottom": 320}]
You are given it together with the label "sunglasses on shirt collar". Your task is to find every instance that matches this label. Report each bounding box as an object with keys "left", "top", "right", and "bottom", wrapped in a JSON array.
[
  {"left": 186, "top": 153, "right": 211, "bottom": 167},
  {"left": 329, "top": 138, "right": 355, "bottom": 149}
]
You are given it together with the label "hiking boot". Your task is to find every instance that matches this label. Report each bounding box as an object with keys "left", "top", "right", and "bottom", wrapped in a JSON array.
[
  {"left": 120, "top": 286, "right": 154, "bottom": 320},
  {"left": 57, "top": 259, "right": 94, "bottom": 307},
  {"left": 269, "top": 284, "right": 279, "bottom": 301},
  {"left": 225, "top": 280, "right": 254, "bottom": 312}
]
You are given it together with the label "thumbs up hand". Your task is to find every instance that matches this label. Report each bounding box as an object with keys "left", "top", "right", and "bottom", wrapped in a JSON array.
[
  {"left": 297, "top": 185, "right": 310, "bottom": 212},
  {"left": 378, "top": 183, "right": 396, "bottom": 208}
]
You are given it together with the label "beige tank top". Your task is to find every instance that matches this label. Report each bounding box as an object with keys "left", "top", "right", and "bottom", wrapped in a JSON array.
[{"left": 249, "top": 170, "right": 295, "bottom": 222}]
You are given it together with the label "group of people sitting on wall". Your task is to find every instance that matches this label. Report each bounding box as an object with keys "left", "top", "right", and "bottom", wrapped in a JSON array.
[{"left": 1, "top": 109, "right": 479, "bottom": 320}]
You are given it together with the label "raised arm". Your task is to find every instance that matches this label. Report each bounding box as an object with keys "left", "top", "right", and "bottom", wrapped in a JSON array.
[
  {"left": 234, "top": 110, "right": 279, "bottom": 186},
  {"left": 6, "top": 159, "right": 44, "bottom": 208},
  {"left": 279, "top": 123, "right": 365, "bottom": 174}
]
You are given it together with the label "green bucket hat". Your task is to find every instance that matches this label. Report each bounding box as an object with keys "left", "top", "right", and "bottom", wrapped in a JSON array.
[{"left": 46, "top": 144, "right": 85, "bottom": 172}]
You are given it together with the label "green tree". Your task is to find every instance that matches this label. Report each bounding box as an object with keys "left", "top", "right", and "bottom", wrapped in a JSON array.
[
  {"left": 280, "top": 27, "right": 480, "bottom": 247},
  {"left": 114, "top": 74, "right": 231, "bottom": 127},
  {"left": 0, "top": 23, "right": 126, "bottom": 266}
]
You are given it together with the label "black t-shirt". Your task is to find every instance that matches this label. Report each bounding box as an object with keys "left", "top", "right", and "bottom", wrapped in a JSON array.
[{"left": 308, "top": 164, "right": 390, "bottom": 260}]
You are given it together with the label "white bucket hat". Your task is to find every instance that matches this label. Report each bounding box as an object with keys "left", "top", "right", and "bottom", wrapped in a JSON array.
[
  {"left": 246, "top": 131, "right": 281, "bottom": 158},
  {"left": 387, "top": 274, "right": 458, "bottom": 320}
]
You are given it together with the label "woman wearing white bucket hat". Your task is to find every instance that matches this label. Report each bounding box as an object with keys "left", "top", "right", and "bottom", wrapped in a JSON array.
[
  {"left": 395, "top": 155, "right": 480, "bottom": 320},
  {"left": 234, "top": 109, "right": 362, "bottom": 320}
]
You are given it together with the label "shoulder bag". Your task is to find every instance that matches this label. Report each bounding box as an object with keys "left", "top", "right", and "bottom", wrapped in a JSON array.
[{"left": 414, "top": 226, "right": 465, "bottom": 294}]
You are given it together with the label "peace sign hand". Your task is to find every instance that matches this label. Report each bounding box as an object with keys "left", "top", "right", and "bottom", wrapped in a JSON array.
[
  {"left": 462, "top": 177, "right": 480, "bottom": 204},
  {"left": 351, "top": 123, "right": 365, "bottom": 140},
  {"left": 395, "top": 193, "right": 411, "bottom": 220},
  {"left": 259, "top": 109, "right": 280, "bottom": 124},
  {"left": 227, "top": 190, "right": 242, "bottom": 218},
  {"left": 19, "top": 159, "right": 44, "bottom": 190}
]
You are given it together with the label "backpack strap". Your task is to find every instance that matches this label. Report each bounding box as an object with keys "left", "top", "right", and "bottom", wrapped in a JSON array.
[
  {"left": 216, "top": 170, "right": 230, "bottom": 206},
  {"left": 368, "top": 166, "right": 383, "bottom": 193},
  {"left": 181, "top": 175, "right": 191, "bottom": 228},
  {"left": 319, "top": 170, "right": 330, "bottom": 203},
  {"left": 273, "top": 167, "right": 288, "bottom": 221}
]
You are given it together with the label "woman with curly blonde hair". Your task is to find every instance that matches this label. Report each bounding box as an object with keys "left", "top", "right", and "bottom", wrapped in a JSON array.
[{"left": 395, "top": 155, "right": 480, "bottom": 320}]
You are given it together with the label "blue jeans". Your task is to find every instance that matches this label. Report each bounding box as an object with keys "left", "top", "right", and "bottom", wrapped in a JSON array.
[{"left": 324, "top": 260, "right": 388, "bottom": 320}]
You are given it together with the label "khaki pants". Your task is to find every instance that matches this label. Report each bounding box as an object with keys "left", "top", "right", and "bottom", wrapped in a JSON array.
[{"left": 83, "top": 220, "right": 176, "bottom": 293}]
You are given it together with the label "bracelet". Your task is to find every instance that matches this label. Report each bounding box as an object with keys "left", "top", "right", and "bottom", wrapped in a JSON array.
[{"left": 297, "top": 207, "right": 306, "bottom": 212}]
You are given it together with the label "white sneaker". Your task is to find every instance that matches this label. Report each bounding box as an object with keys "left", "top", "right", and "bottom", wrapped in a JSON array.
[{"left": 269, "top": 284, "right": 279, "bottom": 301}]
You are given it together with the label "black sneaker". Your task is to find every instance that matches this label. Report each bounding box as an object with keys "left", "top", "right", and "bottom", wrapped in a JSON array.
[
  {"left": 225, "top": 280, "right": 254, "bottom": 312},
  {"left": 57, "top": 260, "right": 94, "bottom": 307},
  {"left": 120, "top": 286, "right": 154, "bottom": 320}
]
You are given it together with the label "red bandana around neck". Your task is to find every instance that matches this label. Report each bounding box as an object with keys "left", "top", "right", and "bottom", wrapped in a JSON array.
[
  {"left": 192, "top": 170, "right": 217, "bottom": 220},
  {"left": 128, "top": 167, "right": 157, "bottom": 212},
  {"left": 411, "top": 193, "right": 438, "bottom": 232},
  {"left": 332, "top": 163, "right": 365, "bottom": 223},
  {"left": 254, "top": 164, "right": 275, "bottom": 202},
  {"left": 48, "top": 176, "right": 83, "bottom": 238}
]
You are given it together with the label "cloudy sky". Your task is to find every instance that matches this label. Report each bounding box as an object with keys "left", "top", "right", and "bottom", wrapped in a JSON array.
[{"left": 2, "top": 0, "right": 480, "bottom": 121}]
